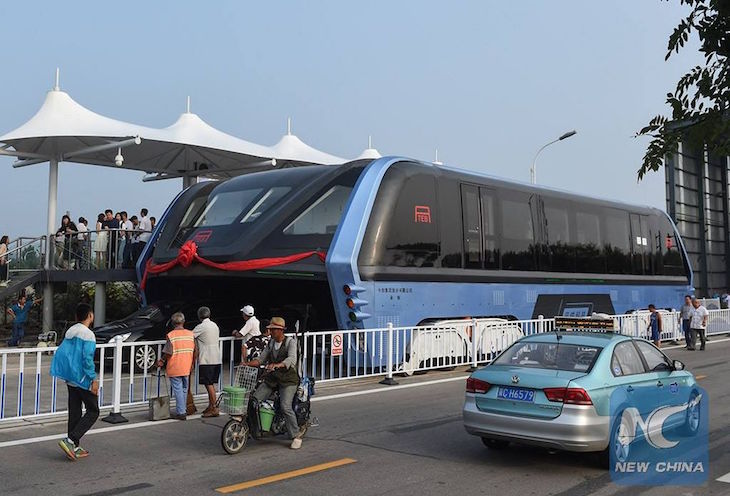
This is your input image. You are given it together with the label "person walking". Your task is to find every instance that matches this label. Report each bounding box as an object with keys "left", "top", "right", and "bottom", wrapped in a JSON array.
[
  {"left": 0, "top": 235, "right": 9, "bottom": 284},
  {"left": 50, "top": 303, "right": 99, "bottom": 461},
  {"left": 678, "top": 295, "right": 693, "bottom": 349},
  {"left": 646, "top": 304, "right": 662, "bottom": 347},
  {"left": 6, "top": 293, "right": 41, "bottom": 347},
  {"left": 689, "top": 297, "right": 709, "bottom": 351},
  {"left": 192, "top": 306, "right": 222, "bottom": 417},
  {"left": 156, "top": 312, "right": 195, "bottom": 420}
]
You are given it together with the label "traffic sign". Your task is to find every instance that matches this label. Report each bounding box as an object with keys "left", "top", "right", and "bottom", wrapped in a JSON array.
[{"left": 332, "top": 333, "right": 344, "bottom": 356}]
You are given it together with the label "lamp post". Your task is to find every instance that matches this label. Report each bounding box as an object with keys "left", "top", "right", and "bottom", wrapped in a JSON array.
[{"left": 530, "top": 130, "right": 577, "bottom": 184}]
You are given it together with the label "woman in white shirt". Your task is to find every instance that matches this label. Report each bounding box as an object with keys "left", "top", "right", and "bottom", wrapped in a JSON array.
[{"left": 93, "top": 213, "right": 108, "bottom": 269}]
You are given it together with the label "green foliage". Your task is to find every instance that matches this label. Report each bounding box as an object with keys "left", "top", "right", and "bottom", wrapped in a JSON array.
[{"left": 637, "top": 0, "right": 729, "bottom": 179}]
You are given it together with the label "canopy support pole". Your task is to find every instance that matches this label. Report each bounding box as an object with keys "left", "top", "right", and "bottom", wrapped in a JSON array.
[
  {"left": 45, "top": 158, "right": 58, "bottom": 270},
  {"left": 42, "top": 158, "right": 58, "bottom": 332},
  {"left": 182, "top": 175, "right": 197, "bottom": 189}
]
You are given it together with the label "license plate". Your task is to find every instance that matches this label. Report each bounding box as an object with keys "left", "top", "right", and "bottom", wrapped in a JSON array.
[{"left": 498, "top": 387, "right": 535, "bottom": 402}]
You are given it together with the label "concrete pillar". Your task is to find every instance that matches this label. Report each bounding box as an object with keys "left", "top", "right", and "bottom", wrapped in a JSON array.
[
  {"left": 94, "top": 281, "right": 106, "bottom": 326},
  {"left": 42, "top": 283, "right": 53, "bottom": 332}
]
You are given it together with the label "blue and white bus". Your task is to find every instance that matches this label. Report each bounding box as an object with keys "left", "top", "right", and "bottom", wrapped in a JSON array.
[{"left": 138, "top": 157, "right": 693, "bottom": 332}]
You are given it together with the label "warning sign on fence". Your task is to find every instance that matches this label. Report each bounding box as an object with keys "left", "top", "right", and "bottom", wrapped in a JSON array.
[{"left": 331, "top": 333, "right": 344, "bottom": 356}]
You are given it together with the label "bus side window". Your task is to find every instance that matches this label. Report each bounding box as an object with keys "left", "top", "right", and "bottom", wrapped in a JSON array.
[{"left": 499, "top": 192, "right": 537, "bottom": 271}]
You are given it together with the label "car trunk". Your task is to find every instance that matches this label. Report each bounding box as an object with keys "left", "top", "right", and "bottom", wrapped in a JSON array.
[{"left": 474, "top": 365, "right": 588, "bottom": 420}]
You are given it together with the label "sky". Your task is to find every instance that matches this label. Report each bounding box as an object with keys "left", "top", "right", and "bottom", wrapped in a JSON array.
[{"left": 0, "top": 1, "right": 703, "bottom": 238}]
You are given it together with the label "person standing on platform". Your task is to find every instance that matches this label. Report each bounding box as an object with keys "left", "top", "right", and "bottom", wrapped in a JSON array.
[
  {"left": 135, "top": 208, "right": 152, "bottom": 263},
  {"left": 102, "top": 209, "right": 119, "bottom": 268},
  {"left": 689, "top": 297, "right": 709, "bottom": 351},
  {"left": 193, "top": 306, "right": 222, "bottom": 417},
  {"left": 76, "top": 217, "right": 88, "bottom": 269},
  {"left": 93, "top": 213, "right": 107, "bottom": 269},
  {"left": 647, "top": 304, "right": 662, "bottom": 347},
  {"left": 678, "top": 295, "right": 693, "bottom": 349},
  {"left": 50, "top": 303, "right": 99, "bottom": 461},
  {"left": 0, "top": 235, "right": 8, "bottom": 284},
  {"left": 156, "top": 312, "right": 195, "bottom": 420}
]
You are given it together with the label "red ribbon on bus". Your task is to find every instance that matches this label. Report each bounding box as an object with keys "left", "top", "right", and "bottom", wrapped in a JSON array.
[{"left": 140, "top": 240, "right": 326, "bottom": 289}]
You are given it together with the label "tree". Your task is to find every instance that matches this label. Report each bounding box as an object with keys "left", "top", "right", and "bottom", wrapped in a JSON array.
[{"left": 637, "top": 0, "right": 729, "bottom": 180}]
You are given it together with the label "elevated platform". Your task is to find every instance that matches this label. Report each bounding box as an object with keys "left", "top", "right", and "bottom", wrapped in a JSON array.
[{"left": 1, "top": 269, "right": 137, "bottom": 300}]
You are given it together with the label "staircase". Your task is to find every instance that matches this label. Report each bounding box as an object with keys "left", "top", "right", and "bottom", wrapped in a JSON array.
[{"left": 0, "top": 236, "right": 46, "bottom": 300}]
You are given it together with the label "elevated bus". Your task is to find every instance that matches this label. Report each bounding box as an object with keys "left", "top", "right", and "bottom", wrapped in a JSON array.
[{"left": 137, "top": 157, "right": 693, "bottom": 366}]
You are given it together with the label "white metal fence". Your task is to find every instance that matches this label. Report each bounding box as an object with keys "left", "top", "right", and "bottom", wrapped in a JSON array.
[{"left": 1, "top": 310, "right": 729, "bottom": 424}]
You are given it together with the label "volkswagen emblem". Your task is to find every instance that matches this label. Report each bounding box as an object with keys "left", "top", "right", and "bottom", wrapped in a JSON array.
[{"left": 511, "top": 375, "right": 520, "bottom": 384}]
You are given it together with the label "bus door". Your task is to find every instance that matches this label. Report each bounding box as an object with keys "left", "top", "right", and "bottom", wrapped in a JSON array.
[
  {"left": 630, "top": 213, "right": 652, "bottom": 275},
  {"left": 461, "top": 184, "right": 499, "bottom": 269}
]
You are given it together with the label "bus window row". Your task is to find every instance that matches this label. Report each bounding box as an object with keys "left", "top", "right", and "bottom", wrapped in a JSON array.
[{"left": 360, "top": 168, "right": 687, "bottom": 278}]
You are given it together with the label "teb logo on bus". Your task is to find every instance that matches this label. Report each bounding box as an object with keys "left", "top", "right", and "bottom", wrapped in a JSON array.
[{"left": 609, "top": 383, "right": 708, "bottom": 486}]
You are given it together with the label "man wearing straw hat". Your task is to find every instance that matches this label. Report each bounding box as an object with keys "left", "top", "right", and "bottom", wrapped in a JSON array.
[{"left": 245, "top": 317, "right": 304, "bottom": 449}]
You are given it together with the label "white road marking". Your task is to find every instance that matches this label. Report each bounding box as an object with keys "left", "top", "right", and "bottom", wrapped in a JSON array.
[
  {"left": 310, "top": 376, "right": 466, "bottom": 402},
  {"left": 662, "top": 337, "right": 730, "bottom": 350},
  {"left": 717, "top": 471, "right": 730, "bottom": 484},
  {"left": 0, "top": 375, "right": 467, "bottom": 448},
  {"left": 0, "top": 414, "right": 202, "bottom": 448}
]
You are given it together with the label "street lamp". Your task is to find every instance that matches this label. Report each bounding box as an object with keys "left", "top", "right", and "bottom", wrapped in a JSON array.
[{"left": 530, "top": 130, "right": 577, "bottom": 184}]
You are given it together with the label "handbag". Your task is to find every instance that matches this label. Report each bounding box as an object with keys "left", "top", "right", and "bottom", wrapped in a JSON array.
[{"left": 148, "top": 373, "right": 171, "bottom": 421}]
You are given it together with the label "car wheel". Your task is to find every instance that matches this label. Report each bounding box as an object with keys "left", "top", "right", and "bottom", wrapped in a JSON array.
[
  {"left": 481, "top": 437, "right": 509, "bottom": 450},
  {"left": 134, "top": 345, "right": 157, "bottom": 373},
  {"left": 612, "top": 412, "right": 632, "bottom": 463},
  {"left": 682, "top": 390, "right": 701, "bottom": 436}
]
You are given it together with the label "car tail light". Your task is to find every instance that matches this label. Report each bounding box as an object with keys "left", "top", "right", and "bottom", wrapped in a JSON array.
[
  {"left": 466, "top": 377, "right": 491, "bottom": 394},
  {"left": 543, "top": 387, "right": 593, "bottom": 405}
]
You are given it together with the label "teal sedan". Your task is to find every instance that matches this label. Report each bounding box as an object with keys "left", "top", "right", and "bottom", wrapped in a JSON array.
[{"left": 463, "top": 330, "right": 699, "bottom": 465}]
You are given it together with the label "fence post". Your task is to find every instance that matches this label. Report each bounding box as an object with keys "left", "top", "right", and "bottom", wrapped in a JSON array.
[
  {"left": 538, "top": 315, "right": 544, "bottom": 334},
  {"left": 102, "top": 335, "right": 128, "bottom": 424},
  {"left": 468, "top": 318, "right": 479, "bottom": 371},
  {"left": 379, "top": 323, "right": 398, "bottom": 385},
  {"left": 634, "top": 313, "right": 641, "bottom": 339}
]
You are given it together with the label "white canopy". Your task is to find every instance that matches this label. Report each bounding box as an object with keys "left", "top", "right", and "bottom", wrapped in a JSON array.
[{"left": 0, "top": 85, "right": 347, "bottom": 181}]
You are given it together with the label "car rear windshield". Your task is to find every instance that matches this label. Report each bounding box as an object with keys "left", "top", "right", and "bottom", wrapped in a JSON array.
[{"left": 494, "top": 342, "right": 603, "bottom": 372}]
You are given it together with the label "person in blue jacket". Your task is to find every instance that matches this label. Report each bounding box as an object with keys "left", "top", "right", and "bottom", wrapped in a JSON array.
[
  {"left": 50, "top": 303, "right": 99, "bottom": 461},
  {"left": 6, "top": 293, "right": 42, "bottom": 346}
]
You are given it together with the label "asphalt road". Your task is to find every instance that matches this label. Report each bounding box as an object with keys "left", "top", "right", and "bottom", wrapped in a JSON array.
[{"left": 0, "top": 339, "right": 728, "bottom": 496}]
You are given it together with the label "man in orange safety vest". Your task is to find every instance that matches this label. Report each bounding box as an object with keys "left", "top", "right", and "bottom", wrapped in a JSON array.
[{"left": 157, "top": 312, "right": 195, "bottom": 420}]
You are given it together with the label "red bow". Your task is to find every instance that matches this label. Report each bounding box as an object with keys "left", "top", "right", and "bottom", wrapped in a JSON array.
[{"left": 140, "top": 241, "right": 326, "bottom": 290}]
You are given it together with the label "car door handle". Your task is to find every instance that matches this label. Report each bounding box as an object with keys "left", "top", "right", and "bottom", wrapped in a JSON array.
[
  {"left": 656, "top": 381, "right": 664, "bottom": 388},
  {"left": 626, "top": 386, "right": 634, "bottom": 392}
]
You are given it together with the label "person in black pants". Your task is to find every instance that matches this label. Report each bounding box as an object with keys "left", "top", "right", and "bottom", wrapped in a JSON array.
[{"left": 50, "top": 303, "right": 99, "bottom": 460}]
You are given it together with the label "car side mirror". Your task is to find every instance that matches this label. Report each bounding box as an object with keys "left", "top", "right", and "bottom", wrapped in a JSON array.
[{"left": 673, "top": 360, "right": 685, "bottom": 371}]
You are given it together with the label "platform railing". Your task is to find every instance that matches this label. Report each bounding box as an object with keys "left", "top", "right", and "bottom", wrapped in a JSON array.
[
  {"left": 1, "top": 311, "right": 729, "bottom": 424},
  {"left": 51, "top": 228, "right": 147, "bottom": 271}
]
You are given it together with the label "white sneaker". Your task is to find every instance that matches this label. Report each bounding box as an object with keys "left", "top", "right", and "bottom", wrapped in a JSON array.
[{"left": 290, "top": 438, "right": 302, "bottom": 450}]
